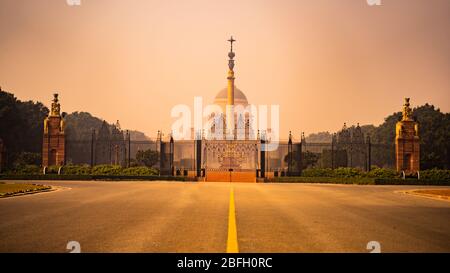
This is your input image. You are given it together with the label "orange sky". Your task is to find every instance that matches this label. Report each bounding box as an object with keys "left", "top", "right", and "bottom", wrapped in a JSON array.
[{"left": 1, "top": 0, "right": 449, "bottom": 140}]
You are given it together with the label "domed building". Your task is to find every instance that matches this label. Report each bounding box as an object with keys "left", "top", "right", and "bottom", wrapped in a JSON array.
[
  {"left": 208, "top": 85, "right": 255, "bottom": 140},
  {"left": 213, "top": 86, "right": 248, "bottom": 110},
  {"left": 208, "top": 85, "right": 256, "bottom": 140}
]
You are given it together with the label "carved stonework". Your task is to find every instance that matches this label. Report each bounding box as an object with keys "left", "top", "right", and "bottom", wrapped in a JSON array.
[
  {"left": 50, "top": 93, "right": 61, "bottom": 117},
  {"left": 401, "top": 97, "right": 413, "bottom": 121},
  {"left": 396, "top": 98, "right": 420, "bottom": 174}
]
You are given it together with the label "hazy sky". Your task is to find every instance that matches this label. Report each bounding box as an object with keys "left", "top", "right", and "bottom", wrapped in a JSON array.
[{"left": 1, "top": 0, "right": 449, "bottom": 140}]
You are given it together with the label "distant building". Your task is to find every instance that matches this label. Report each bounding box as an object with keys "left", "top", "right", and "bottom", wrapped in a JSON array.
[
  {"left": 42, "top": 94, "right": 66, "bottom": 167},
  {"left": 395, "top": 98, "right": 420, "bottom": 174}
]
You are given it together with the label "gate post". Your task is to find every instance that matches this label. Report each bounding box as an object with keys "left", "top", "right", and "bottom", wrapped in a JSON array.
[
  {"left": 159, "top": 142, "right": 165, "bottom": 174},
  {"left": 157, "top": 130, "right": 164, "bottom": 175},
  {"left": 170, "top": 135, "right": 174, "bottom": 176},
  {"left": 298, "top": 135, "right": 303, "bottom": 176},
  {"left": 195, "top": 132, "right": 202, "bottom": 177},
  {"left": 260, "top": 138, "right": 266, "bottom": 179},
  {"left": 126, "top": 130, "right": 130, "bottom": 168},
  {"left": 128, "top": 130, "right": 131, "bottom": 168},
  {"left": 331, "top": 133, "right": 336, "bottom": 170},
  {"left": 288, "top": 131, "right": 292, "bottom": 176}
]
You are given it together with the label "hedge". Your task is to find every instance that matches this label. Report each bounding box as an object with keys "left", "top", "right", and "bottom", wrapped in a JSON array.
[
  {"left": 269, "top": 176, "right": 450, "bottom": 185},
  {"left": 3, "top": 164, "right": 161, "bottom": 176},
  {"left": 419, "top": 169, "right": 450, "bottom": 180},
  {"left": 0, "top": 174, "right": 196, "bottom": 181},
  {"left": 61, "top": 165, "right": 92, "bottom": 175},
  {"left": 291, "top": 167, "right": 449, "bottom": 181},
  {"left": 301, "top": 167, "right": 400, "bottom": 179}
]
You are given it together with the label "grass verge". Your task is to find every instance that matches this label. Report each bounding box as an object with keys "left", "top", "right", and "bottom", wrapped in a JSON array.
[{"left": 0, "top": 183, "right": 52, "bottom": 198}]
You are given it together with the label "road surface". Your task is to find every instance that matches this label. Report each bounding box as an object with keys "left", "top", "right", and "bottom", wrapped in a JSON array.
[{"left": 0, "top": 181, "right": 449, "bottom": 253}]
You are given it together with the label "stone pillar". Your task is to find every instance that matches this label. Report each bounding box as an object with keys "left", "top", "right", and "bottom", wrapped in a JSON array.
[
  {"left": 288, "top": 132, "right": 293, "bottom": 176},
  {"left": 42, "top": 93, "right": 66, "bottom": 167},
  {"left": 395, "top": 98, "right": 420, "bottom": 174}
]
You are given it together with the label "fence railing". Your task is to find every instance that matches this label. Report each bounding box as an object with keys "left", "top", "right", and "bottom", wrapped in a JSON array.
[{"left": 65, "top": 138, "right": 396, "bottom": 175}]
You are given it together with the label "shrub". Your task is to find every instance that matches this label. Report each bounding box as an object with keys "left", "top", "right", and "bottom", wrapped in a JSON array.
[
  {"left": 62, "top": 164, "right": 92, "bottom": 175},
  {"left": 420, "top": 169, "right": 450, "bottom": 181},
  {"left": 302, "top": 167, "right": 400, "bottom": 179},
  {"left": 365, "top": 167, "right": 399, "bottom": 179},
  {"left": 121, "top": 167, "right": 159, "bottom": 176},
  {"left": 333, "top": 167, "right": 363, "bottom": 178},
  {"left": 302, "top": 167, "right": 363, "bottom": 178},
  {"left": 9, "top": 164, "right": 41, "bottom": 175},
  {"left": 91, "top": 165, "right": 123, "bottom": 175},
  {"left": 302, "top": 168, "right": 334, "bottom": 177}
]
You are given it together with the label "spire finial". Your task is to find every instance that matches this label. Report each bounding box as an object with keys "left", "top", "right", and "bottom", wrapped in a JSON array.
[
  {"left": 227, "top": 36, "right": 236, "bottom": 70},
  {"left": 228, "top": 36, "right": 236, "bottom": 53}
]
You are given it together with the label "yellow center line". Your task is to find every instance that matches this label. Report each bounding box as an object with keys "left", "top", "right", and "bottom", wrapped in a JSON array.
[{"left": 226, "top": 187, "right": 239, "bottom": 253}]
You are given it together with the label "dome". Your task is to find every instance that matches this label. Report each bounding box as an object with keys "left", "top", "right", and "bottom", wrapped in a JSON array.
[{"left": 214, "top": 86, "right": 248, "bottom": 106}]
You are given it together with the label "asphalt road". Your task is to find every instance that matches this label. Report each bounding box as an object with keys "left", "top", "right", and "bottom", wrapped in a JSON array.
[{"left": 0, "top": 181, "right": 449, "bottom": 253}]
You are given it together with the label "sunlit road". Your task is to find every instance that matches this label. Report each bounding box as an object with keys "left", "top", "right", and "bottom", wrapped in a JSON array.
[{"left": 0, "top": 181, "right": 449, "bottom": 253}]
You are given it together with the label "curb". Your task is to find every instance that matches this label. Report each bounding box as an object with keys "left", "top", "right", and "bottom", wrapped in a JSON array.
[
  {"left": 0, "top": 187, "right": 55, "bottom": 199},
  {"left": 397, "top": 190, "right": 450, "bottom": 203}
]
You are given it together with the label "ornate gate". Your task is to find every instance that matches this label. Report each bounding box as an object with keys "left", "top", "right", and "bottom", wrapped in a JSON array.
[{"left": 203, "top": 140, "right": 258, "bottom": 182}]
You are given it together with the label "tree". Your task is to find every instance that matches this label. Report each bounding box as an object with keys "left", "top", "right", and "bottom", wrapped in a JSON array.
[
  {"left": 12, "top": 152, "right": 41, "bottom": 167},
  {"left": 414, "top": 104, "right": 450, "bottom": 169},
  {"left": 0, "top": 90, "right": 48, "bottom": 168},
  {"left": 305, "top": 132, "right": 332, "bottom": 143},
  {"left": 284, "top": 151, "right": 319, "bottom": 170},
  {"left": 136, "top": 149, "right": 159, "bottom": 167}
]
